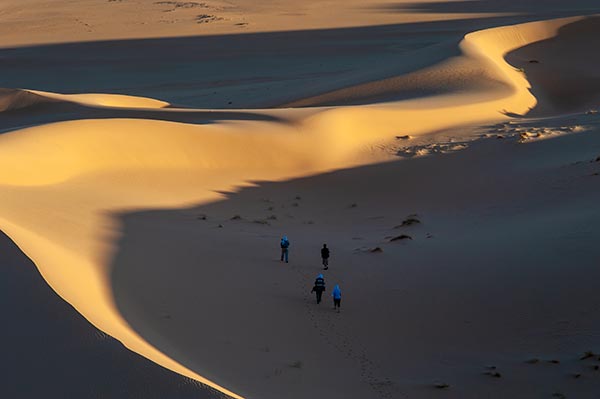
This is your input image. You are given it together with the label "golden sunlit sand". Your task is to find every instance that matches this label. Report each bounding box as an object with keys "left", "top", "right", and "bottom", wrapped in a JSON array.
[{"left": 1, "top": 1, "right": 600, "bottom": 398}]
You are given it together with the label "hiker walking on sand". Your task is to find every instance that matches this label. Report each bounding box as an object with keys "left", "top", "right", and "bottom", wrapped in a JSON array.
[
  {"left": 280, "top": 236, "right": 290, "bottom": 263},
  {"left": 332, "top": 284, "right": 341, "bottom": 312},
  {"left": 311, "top": 274, "right": 326, "bottom": 304},
  {"left": 321, "top": 244, "right": 330, "bottom": 270}
]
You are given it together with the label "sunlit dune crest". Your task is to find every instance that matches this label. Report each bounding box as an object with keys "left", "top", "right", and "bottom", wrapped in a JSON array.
[{"left": 25, "top": 89, "right": 171, "bottom": 109}]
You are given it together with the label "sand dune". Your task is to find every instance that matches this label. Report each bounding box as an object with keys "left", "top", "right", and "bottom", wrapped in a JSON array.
[
  {"left": 0, "top": 231, "right": 220, "bottom": 399},
  {"left": 0, "top": 88, "right": 58, "bottom": 112},
  {"left": 286, "top": 16, "right": 588, "bottom": 110},
  {"left": 24, "top": 89, "right": 171, "bottom": 109},
  {"left": 1, "top": 17, "right": 585, "bottom": 187},
  {"left": 1, "top": 6, "right": 600, "bottom": 399}
]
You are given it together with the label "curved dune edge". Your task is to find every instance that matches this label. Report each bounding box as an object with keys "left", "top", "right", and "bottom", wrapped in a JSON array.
[
  {"left": 0, "top": 218, "right": 244, "bottom": 399},
  {"left": 0, "top": 88, "right": 170, "bottom": 113},
  {"left": 0, "top": 16, "right": 587, "bottom": 399},
  {"left": 24, "top": 89, "right": 171, "bottom": 109}
]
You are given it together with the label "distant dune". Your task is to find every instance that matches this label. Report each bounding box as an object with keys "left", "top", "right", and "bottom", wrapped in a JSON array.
[{"left": 0, "top": 88, "right": 58, "bottom": 112}]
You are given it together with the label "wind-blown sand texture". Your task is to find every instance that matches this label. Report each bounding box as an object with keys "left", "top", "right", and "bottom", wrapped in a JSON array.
[{"left": 1, "top": 1, "right": 600, "bottom": 398}]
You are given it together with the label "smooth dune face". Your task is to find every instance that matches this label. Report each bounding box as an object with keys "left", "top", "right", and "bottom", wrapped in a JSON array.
[{"left": 2, "top": 2, "right": 600, "bottom": 398}]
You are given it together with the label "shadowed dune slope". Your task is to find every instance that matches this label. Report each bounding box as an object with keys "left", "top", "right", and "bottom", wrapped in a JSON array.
[
  {"left": 506, "top": 16, "right": 600, "bottom": 115},
  {"left": 0, "top": 88, "right": 59, "bottom": 112},
  {"left": 286, "top": 16, "right": 600, "bottom": 109},
  {"left": 0, "top": 89, "right": 286, "bottom": 134},
  {"left": 0, "top": 232, "right": 221, "bottom": 399},
  {"left": 376, "top": 0, "right": 599, "bottom": 15}
]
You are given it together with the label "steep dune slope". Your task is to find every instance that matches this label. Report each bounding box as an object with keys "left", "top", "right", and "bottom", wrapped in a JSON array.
[{"left": 506, "top": 16, "right": 600, "bottom": 115}]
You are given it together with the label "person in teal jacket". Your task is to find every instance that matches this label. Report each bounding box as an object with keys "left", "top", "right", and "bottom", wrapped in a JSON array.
[{"left": 332, "top": 284, "right": 341, "bottom": 312}]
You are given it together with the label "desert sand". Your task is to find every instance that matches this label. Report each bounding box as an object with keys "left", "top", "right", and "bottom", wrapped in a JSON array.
[{"left": 1, "top": 1, "right": 600, "bottom": 399}]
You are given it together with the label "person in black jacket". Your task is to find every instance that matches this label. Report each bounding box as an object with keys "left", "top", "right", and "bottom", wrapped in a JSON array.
[
  {"left": 280, "top": 236, "right": 290, "bottom": 263},
  {"left": 311, "top": 274, "right": 326, "bottom": 304},
  {"left": 321, "top": 244, "right": 330, "bottom": 270}
]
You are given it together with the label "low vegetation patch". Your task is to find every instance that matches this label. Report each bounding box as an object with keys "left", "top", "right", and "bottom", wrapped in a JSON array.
[
  {"left": 390, "top": 234, "right": 412, "bottom": 242},
  {"left": 289, "top": 360, "right": 303, "bottom": 369},
  {"left": 395, "top": 216, "right": 421, "bottom": 228},
  {"left": 196, "top": 14, "right": 223, "bottom": 23}
]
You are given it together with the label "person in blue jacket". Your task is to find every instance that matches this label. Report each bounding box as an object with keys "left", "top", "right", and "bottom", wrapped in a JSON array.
[
  {"left": 332, "top": 284, "right": 342, "bottom": 312},
  {"left": 311, "top": 274, "right": 326, "bottom": 304},
  {"left": 280, "top": 236, "right": 290, "bottom": 263}
]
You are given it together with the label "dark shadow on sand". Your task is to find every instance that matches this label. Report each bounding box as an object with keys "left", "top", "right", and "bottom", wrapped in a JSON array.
[
  {"left": 2, "top": 14, "right": 589, "bottom": 110},
  {"left": 370, "top": 0, "right": 600, "bottom": 16},
  {"left": 0, "top": 100, "right": 284, "bottom": 134},
  {"left": 0, "top": 231, "right": 222, "bottom": 399},
  {"left": 505, "top": 16, "right": 600, "bottom": 116}
]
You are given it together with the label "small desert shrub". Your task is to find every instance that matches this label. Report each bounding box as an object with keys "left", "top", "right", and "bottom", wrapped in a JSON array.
[
  {"left": 390, "top": 235, "right": 412, "bottom": 242},
  {"left": 289, "top": 361, "right": 303, "bottom": 369}
]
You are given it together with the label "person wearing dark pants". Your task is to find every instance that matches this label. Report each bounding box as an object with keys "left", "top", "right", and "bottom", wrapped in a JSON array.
[
  {"left": 332, "top": 284, "right": 341, "bottom": 312},
  {"left": 311, "top": 274, "right": 326, "bottom": 304},
  {"left": 280, "top": 236, "right": 290, "bottom": 263},
  {"left": 321, "top": 244, "right": 330, "bottom": 270}
]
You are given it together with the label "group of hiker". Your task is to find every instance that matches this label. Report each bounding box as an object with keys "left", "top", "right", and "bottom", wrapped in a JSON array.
[{"left": 280, "top": 236, "right": 342, "bottom": 312}]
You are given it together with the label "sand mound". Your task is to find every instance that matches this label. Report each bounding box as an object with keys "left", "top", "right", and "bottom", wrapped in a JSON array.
[
  {"left": 0, "top": 88, "right": 170, "bottom": 113},
  {"left": 0, "top": 14, "right": 597, "bottom": 399},
  {"left": 26, "top": 89, "right": 171, "bottom": 109},
  {"left": 0, "top": 88, "right": 170, "bottom": 117},
  {"left": 0, "top": 88, "right": 59, "bottom": 112}
]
